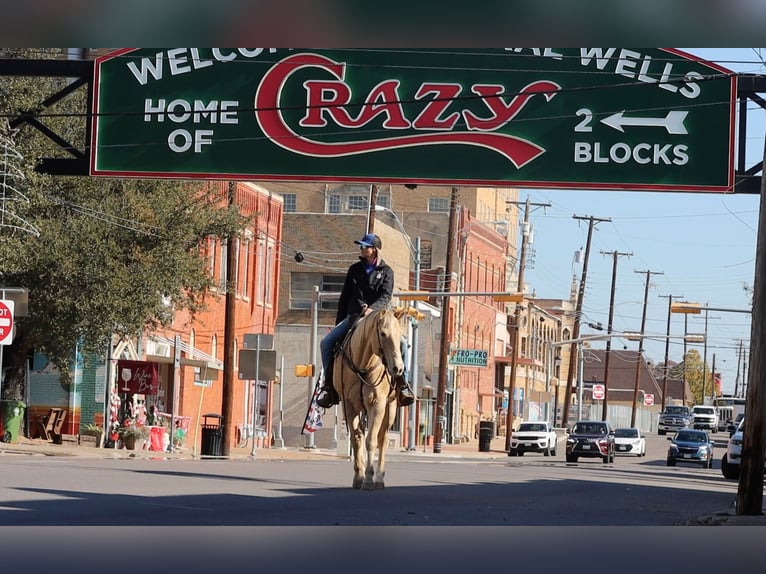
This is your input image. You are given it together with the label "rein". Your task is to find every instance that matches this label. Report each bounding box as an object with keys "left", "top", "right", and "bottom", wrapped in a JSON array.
[{"left": 340, "top": 314, "right": 393, "bottom": 389}]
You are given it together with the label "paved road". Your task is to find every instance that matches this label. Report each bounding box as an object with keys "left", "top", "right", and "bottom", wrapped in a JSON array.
[
  {"left": 0, "top": 431, "right": 762, "bottom": 572},
  {"left": 0, "top": 431, "right": 744, "bottom": 526}
]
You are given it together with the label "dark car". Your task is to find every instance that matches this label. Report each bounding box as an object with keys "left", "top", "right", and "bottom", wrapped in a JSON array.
[
  {"left": 565, "top": 420, "right": 615, "bottom": 463},
  {"left": 666, "top": 429, "right": 714, "bottom": 468},
  {"left": 727, "top": 413, "right": 745, "bottom": 437}
]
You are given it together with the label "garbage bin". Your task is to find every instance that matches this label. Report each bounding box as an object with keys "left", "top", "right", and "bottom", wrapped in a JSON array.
[
  {"left": 200, "top": 413, "right": 224, "bottom": 457},
  {"left": 478, "top": 420, "right": 495, "bottom": 452},
  {"left": 0, "top": 400, "right": 26, "bottom": 443}
]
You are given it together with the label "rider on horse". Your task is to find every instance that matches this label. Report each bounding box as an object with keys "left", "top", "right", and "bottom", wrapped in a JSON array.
[{"left": 316, "top": 232, "right": 415, "bottom": 409}]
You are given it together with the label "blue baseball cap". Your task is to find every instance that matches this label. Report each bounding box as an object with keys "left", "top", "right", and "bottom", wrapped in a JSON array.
[{"left": 354, "top": 233, "right": 382, "bottom": 249}]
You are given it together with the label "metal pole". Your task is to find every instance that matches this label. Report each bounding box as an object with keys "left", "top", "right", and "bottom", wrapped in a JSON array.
[
  {"left": 306, "top": 285, "right": 319, "bottom": 449},
  {"left": 273, "top": 355, "right": 285, "bottom": 448},
  {"left": 170, "top": 334, "right": 181, "bottom": 452},
  {"left": 407, "top": 237, "right": 421, "bottom": 451},
  {"left": 577, "top": 342, "right": 584, "bottom": 421},
  {"left": 250, "top": 336, "right": 261, "bottom": 457},
  {"left": 702, "top": 308, "right": 709, "bottom": 402}
]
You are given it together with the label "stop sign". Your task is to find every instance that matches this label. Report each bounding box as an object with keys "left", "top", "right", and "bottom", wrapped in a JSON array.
[
  {"left": 644, "top": 393, "right": 655, "bottom": 406},
  {"left": 592, "top": 383, "right": 605, "bottom": 400},
  {"left": 0, "top": 299, "right": 14, "bottom": 345}
]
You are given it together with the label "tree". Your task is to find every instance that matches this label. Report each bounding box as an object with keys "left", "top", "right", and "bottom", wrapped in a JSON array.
[
  {"left": 676, "top": 348, "right": 708, "bottom": 404},
  {"left": 0, "top": 50, "right": 249, "bottom": 399}
]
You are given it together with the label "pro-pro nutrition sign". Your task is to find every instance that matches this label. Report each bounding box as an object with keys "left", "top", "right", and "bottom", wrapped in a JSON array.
[{"left": 91, "top": 48, "right": 735, "bottom": 192}]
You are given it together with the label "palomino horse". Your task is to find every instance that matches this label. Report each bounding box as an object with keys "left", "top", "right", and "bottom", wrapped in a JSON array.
[{"left": 332, "top": 307, "right": 407, "bottom": 490}]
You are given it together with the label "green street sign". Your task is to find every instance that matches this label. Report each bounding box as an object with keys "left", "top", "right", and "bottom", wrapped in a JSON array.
[
  {"left": 449, "top": 348, "right": 488, "bottom": 367},
  {"left": 91, "top": 48, "right": 735, "bottom": 192}
]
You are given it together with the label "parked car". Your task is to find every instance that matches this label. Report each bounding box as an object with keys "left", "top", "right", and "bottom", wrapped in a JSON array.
[
  {"left": 508, "top": 421, "right": 558, "bottom": 457},
  {"left": 657, "top": 405, "right": 692, "bottom": 436},
  {"left": 666, "top": 429, "right": 714, "bottom": 468},
  {"left": 565, "top": 420, "right": 615, "bottom": 464},
  {"left": 722, "top": 417, "right": 744, "bottom": 479},
  {"left": 721, "top": 417, "right": 766, "bottom": 480},
  {"left": 614, "top": 427, "right": 646, "bottom": 456}
]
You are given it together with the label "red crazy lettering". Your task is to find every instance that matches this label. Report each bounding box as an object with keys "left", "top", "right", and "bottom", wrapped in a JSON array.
[{"left": 255, "top": 53, "right": 560, "bottom": 168}]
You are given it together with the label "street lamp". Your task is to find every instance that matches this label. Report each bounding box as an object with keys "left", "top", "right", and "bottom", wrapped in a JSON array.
[{"left": 374, "top": 205, "right": 421, "bottom": 452}]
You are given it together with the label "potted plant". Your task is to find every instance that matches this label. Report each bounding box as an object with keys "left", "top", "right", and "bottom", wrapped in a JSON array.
[
  {"left": 81, "top": 423, "right": 104, "bottom": 447},
  {"left": 117, "top": 423, "right": 149, "bottom": 450}
]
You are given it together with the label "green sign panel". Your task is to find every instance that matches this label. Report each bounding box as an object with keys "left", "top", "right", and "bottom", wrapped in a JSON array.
[
  {"left": 91, "top": 48, "right": 735, "bottom": 192},
  {"left": 449, "top": 348, "right": 488, "bottom": 367}
]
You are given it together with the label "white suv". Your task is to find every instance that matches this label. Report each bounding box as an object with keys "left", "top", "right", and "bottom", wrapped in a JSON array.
[
  {"left": 720, "top": 417, "right": 766, "bottom": 480},
  {"left": 508, "top": 421, "right": 558, "bottom": 457}
]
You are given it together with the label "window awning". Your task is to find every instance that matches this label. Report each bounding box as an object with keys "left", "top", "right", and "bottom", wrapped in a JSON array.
[{"left": 146, "top": 335, "right": 224, "bottom": 371}]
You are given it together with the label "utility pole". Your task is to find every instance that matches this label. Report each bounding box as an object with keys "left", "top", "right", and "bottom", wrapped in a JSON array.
[
  {"left": 631, "top": 270, "right": 662, "bottom": 427},
  {"left": 505, "top": 196, "right": 550, "bottom": 449},
  {"left": 711, "top": 353, "right": 717, "bottom": 403},
  {"left": 600, "top": 250, "right": 632, "bottom": 420},
  {"left": 434, "top": 186, "right": 459, "bottom": 454},
  {"left": 734, "top": 339, "right": 743, "bottom": 397},
  {"left": 701, "top": 307, "right": 709, "bottom": 402},
  {"left": 221, "top": 181, "right": 237, "bottom": 456},
  {"left": 562, "top": 215, "right": 610, "bottom": 428},
  {"left": 366, "top": 184, "right": 378, "bottom": 233},
  {"left": 659, "top": 294, "right": 683, "bottom": 411}
]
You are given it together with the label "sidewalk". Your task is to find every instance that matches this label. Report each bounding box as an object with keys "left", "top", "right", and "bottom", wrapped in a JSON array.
[{"left": 0, "top": 434, "right": 512, "bottom": 461}]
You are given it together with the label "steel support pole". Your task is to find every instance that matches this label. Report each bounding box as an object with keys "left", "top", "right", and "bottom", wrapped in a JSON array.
[
  {"left": 305, "top": 286, "right": 319, "bottom": 449},
  {"left": 407, "top": 237, "right": 421, "bottom": 451},
  {"left": 273, "top": 355, "right": 285, "bottom": 448}
]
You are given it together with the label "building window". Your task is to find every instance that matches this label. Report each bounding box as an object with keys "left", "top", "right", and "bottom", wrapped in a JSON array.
[
  {"left": 241, "top": 236, "right": 251, "bottom": 298},
  {"left": 348, "top": 195, "right": 368, "bottom": 211},
  {"left": 219, "top": 241, "right": 228, "bottom": 290},
  {"left": 290, "top": 272, "right": 344, "bottom": 310},
  {"left": 376, "top": 194, "right": 391, "bottom": 210},
  {"left": 428, "top": 197, "right": 449, "bottom": 213},
  {"left": 255, "top": 239, "right": 265, "bottom": 303},
  {"left": 282, "top": 193, "right": 297, "bottom": 213},
  {"left": 328, "top": 195, "right": 341, "bottom": 214},
  {"left": 264, "top": 240, "right": 275, "bottom": 306}
]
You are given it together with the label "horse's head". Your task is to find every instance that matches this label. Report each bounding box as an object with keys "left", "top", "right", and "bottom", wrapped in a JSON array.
[{"left": 369, "top": 308, "right": 406, "bottom": 378}]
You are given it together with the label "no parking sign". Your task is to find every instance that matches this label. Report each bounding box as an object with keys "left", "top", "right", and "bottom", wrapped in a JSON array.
[{"left": 0, "top": 300, "right": 14, "bottom": 346}]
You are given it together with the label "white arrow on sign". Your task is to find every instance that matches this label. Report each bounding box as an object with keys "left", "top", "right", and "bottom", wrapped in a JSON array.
[{"left": 601, "top": 110, "right": 688, "bottom": 135}]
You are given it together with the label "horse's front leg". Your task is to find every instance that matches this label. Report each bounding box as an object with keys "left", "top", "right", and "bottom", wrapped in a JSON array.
[
  {"left": 363, "top": 396, "right": 388, "bottom": 490},
  {"left": 373, "top": 397, "right": 398, "bottom": 490},
  {"left": 349, "top": 413, "right": 366, "bottom": 490}
]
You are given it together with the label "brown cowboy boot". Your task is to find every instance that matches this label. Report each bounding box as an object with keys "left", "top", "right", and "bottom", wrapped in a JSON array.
[
  {"left": 395, "top": 375, "right": 415, "bottom": 407},
  {"left": 315, "top": 365, "right": 339, "bottom": 408},
  {"left": 316, "top": 384, "right": 339, "bottom": 408}
]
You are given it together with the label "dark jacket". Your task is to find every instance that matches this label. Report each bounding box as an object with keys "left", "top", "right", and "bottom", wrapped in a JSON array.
[{"left": 335, "top": 257, "right": 394, "bottom": 324}]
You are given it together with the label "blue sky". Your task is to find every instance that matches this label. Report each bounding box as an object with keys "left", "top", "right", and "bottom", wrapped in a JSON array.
[{"left": 519, "top": 48, "right": 765, "bottom": 396}]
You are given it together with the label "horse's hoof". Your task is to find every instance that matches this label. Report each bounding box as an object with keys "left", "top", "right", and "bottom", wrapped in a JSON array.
[
  {"left": 362, "top": 480, "right": 375, "bottom": 491},
  {"left": 374, "top": 482, "right": 385, "bottom": 490},
  {"left": 352, "top": 478, "right": 363, "bottom": 490}
]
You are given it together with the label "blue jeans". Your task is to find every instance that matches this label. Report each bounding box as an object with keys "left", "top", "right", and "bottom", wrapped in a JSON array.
[{"left": 320, "top": 316, "right": 410, "bottom": 384}]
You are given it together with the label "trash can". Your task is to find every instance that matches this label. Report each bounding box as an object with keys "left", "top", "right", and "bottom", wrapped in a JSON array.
[
  {"left": 200, "top": 413, "right": 224, "bottom": 457},
  {"left": 0, "top": 400, "right": 26, "bottom": 443},
  {"left": 478, "top": 420, "right": 495, "bottom": 452}
]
